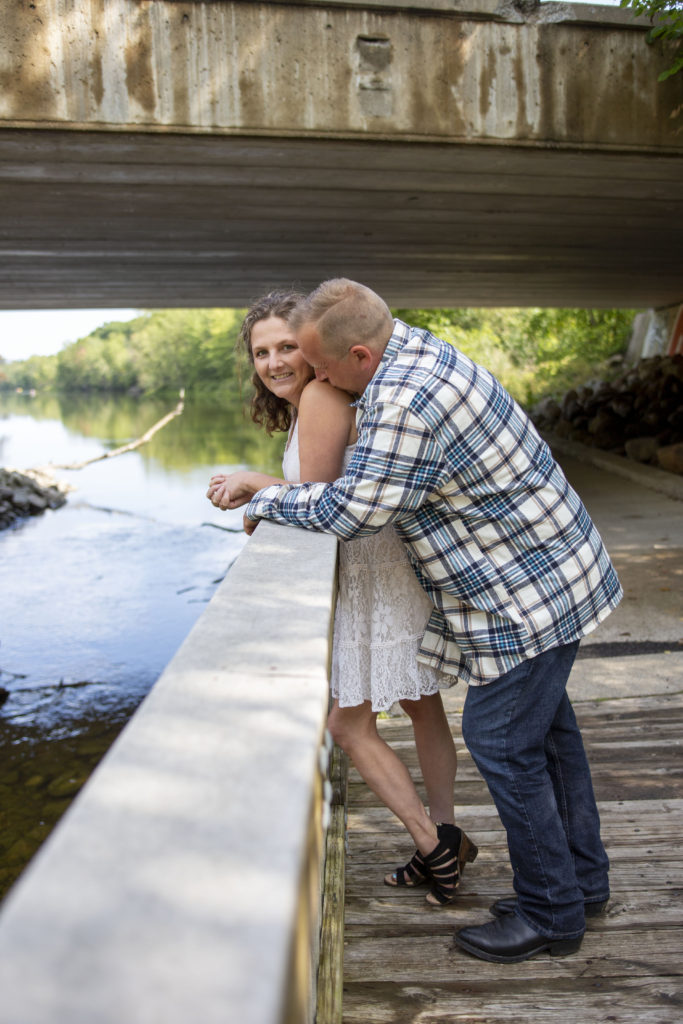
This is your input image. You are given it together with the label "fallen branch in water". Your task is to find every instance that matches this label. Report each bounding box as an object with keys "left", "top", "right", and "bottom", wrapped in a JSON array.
[
  {"left": 201, "top": 521, "right": 245, "bottom": 534},
  {"left": 51, "top": 390, "right": 185, "bottom": 471}
]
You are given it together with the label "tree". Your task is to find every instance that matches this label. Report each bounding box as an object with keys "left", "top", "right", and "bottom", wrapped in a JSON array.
[
  {"left": 620, "top": 0, "right": 683, "bottom": 79},
  {"left": 392, "top": 307, "right": 636, "bottom": 407}
]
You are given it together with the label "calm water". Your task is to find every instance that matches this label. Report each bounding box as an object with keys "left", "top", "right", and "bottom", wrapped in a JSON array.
[{"left": 0, "top": 389, "right": 283, "bottom": 900}]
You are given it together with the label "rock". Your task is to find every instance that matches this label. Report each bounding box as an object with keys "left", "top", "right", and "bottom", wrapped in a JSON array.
[
  {"left": 530, "top": 354, "right": 683, "bottom": 477},
  {"left": 5, "top": 838, "right": 38, "bottom": 864},
  {"left": 12, "top": 487, "right": 47, "bottom": 512},
  {"left": 609, "top": 397, "right": 633, "bottom": 419},
  {"left": 0, "top": 467, "right": 68, "bottom": 531},
  {"left": 553, "top": 417, "right": 574, "bottom": 438},
  {"left": 624, "top": 437, "right": 659, "bottom": 463},
  {"left": 656, "top": 442, "right": 683, "bottom": 475},
  {"left": 587, "top": 410, "right": 621, "bottom": 436},
  {"left": 47, "top": 768, "right": 88, "bottom": 798},
  {"left": 533, "top": 396, "right": 561, "bottom": 424}
]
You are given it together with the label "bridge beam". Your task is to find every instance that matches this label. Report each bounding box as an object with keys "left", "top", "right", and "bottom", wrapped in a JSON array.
[{"left": 0, "top": 0, "right": 681, "bottom": 308}]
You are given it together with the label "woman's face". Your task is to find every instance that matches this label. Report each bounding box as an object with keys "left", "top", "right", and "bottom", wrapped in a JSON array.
[{"left": 250, "top": 316, "right": 313, "bottom": 408}]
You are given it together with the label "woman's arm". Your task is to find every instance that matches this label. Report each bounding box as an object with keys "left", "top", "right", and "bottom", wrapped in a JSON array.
[
  {"left": 207, "top": 470, "right": 285, "bottom": 510},
  {"left": 297, "top": 380, "right": 356, "bottom": 483}
]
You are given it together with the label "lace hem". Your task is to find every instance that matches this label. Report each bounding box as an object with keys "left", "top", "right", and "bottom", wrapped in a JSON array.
[{"left": 331, "top": 635, "right": 457, "bottom": 712}]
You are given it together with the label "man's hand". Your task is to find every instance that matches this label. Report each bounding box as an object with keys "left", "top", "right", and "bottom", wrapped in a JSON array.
[{"left": 243, "top": 513, "right": 259, "bottom": 536}]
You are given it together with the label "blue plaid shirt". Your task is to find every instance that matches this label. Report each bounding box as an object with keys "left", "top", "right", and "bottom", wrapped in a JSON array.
[{"left": 247, "top": 320, "right": 623, "bottom": 685}]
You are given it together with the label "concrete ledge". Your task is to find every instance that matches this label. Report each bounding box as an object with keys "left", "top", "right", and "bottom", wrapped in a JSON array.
[
  {"left": 0, "top": 521, "right": 338, "bottom": 1024},
  {"left": 214, "top": 0, "right": 654, "bottom": 29},
  {"left": 542, "top": 432, "right": 683, "bottom": 503}
]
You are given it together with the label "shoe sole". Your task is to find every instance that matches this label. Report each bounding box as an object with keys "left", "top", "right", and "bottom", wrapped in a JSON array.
[{"left": 455, "top": 933, "right": 583, "bottom": 964}]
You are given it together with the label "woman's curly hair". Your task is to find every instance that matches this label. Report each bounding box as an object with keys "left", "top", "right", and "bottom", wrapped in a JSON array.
[{"left": 239, "top": 289, "right": 309, "bottom": 435}]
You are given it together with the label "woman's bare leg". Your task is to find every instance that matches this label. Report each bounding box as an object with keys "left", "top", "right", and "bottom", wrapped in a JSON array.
[
  {"left": 399, "top": 693, "right": 458, "bottom": 825},
  {"left": 327, "top": 699, "right": 438, "bottom": 856}
]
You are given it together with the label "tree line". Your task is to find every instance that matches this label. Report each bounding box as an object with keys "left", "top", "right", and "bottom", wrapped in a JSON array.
[{"left": 0, "top": 306, "right": 637, "bottom": 410}]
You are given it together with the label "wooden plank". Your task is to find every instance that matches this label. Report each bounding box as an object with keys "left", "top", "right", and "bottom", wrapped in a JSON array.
[
  {"left": 347, "top": 799, "right": 683, "bottom": 832},
  {"left": 343, "top": 891, "right": 683, "bottom": 936},
  {"left": 342, "top": 930, "right": 683, "bottom": 982},
  {"left": 341, "top": 694, "right": 683, "bottom": 1023},
  {"left": 344, "top": 863, "right": 683, "bottom": 896},
  {"left": 316, "top": 804, "right": 346, "bottom": 1024},
  {"left": 341, "top": 977, "right": 683, "bottom": 1023}
]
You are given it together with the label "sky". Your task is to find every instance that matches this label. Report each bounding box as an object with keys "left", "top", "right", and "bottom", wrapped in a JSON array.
[{"left": 0, "top": 309, "right": 141, "bottom": 362}]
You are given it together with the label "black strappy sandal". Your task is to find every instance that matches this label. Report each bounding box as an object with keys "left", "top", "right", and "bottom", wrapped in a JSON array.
[
  {"left": 424, "top": 823, "right": 478, "bottom": 906},
  {"left": 384, "top": 848, "right": 432, "bottom": 888}
]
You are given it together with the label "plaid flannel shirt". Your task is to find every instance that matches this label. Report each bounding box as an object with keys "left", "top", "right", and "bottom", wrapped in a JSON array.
[{"left": 247, "top": 319, "right": 623, "bottom": 685}]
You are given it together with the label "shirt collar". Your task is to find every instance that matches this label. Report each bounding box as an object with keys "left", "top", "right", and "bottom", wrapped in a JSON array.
[
  {"left": 353, "top": 319, "right": 410, "bottom": 410},
  {"left": 382, "top": 319, "right": 411, "bottom": 367}
]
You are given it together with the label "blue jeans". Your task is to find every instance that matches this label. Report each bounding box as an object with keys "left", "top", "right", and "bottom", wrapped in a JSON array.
[{"left": 462, "top": 641, "right": 609, "bottom": 939}]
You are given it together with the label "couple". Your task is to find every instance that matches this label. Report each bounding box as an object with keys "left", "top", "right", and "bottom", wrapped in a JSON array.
[
  {"left": 208, "top": 279, "right": 622, "bottom": 964},
  {"left": 208, "top": 289, "right": 476, "bottom": 909}
]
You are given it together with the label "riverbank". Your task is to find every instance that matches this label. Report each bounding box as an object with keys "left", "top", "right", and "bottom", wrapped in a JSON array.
[{"left": 0, "top": 468, "right": 69, "bottom": 530}]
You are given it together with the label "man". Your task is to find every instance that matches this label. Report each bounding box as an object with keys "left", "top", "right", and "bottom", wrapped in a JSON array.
[{"left": 240, "top": 278, "right": 622, "bottom": 963}]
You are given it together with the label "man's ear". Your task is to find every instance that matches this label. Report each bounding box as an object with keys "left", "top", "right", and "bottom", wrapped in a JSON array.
[{"left": 349, "top": 345, "right": 375, "bottom": 368}]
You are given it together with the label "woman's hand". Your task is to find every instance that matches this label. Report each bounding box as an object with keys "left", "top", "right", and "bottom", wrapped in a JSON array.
[
  {"left": 206, "top": 470, "right": 286, "bottom": 511},
  {"left": 206, "top": 471, "right": 260, "bottom": 510}
]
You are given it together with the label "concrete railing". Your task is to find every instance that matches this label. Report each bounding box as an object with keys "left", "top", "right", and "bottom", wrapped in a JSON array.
[{"left": 0, "top": 521, "right": 340, "bottom": 1024}]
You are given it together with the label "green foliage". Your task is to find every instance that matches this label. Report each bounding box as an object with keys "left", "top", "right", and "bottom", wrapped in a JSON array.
[
  {"left": 3, "top": 305, "right": 637, "bottom": 412},
  {"left": 55, "top": 319, "right": 143, "bottom": 392},
  {"left": 131, "top": 308, "right": 243, "bottom": 392},
  {"left": 0, "top": 353, "right": 58, "bottom": 392},
  {"left": 620, "top": 0, "right": 683, "bottom": 79},
  {"left": 393, "top": 307, "right": 636, "bottom": 407},
  {"left": 1, "top": 309, "right": 245, "bottom": 396}
]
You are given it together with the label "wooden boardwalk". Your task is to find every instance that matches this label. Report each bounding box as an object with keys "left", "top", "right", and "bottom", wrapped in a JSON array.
[{"left": 339, "top": 691, "right": 683, "bottom": 1024}]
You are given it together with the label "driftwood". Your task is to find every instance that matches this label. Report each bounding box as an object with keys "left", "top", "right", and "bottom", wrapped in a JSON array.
[{"left": 52, "top": 390, "right": 185, "bottom": 471}]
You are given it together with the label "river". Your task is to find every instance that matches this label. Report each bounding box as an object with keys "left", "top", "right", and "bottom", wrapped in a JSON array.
[{"left": 0, "top": 388, "right": 283, "bottom": 901}]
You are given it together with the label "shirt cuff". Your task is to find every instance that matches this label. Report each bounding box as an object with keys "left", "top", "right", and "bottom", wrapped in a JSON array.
[{"left": 246, "top": 484, "right": 289, "bottom": 521}]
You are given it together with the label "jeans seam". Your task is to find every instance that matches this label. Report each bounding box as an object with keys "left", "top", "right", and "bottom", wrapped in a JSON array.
[{"left": 546, "top": 731, "right": 573, "bottom": 868}]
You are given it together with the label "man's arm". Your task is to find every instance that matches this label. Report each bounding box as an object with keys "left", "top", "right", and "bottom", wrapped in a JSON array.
[{"left": 245, "top": 402, "right": 446, "bottom": 538}]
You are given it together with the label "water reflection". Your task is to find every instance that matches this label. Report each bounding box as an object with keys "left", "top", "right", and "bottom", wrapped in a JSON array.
[{"left": 0, "top": 389, "right": 284, "bottom": 900}]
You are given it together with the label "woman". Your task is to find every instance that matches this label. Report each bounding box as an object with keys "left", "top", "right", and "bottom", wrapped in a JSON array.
[{"left": 207, "top": 290, "right": 477, "bottom": 905}]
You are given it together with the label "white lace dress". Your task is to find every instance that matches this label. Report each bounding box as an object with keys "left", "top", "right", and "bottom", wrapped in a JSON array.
[{"left": 282, "top": 419, "right": 455, "bottom": 711}]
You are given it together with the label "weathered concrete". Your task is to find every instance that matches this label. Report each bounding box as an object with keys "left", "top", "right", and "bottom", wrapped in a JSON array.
[
  {"left": 0, "top": 0, "right": 681, "bottom": 309},
  {"left": 0, "top": 520, "right": 338, "bottom": 1024},
  {"left": 1, "top": 0, "right": 678, "bottom": 146}
]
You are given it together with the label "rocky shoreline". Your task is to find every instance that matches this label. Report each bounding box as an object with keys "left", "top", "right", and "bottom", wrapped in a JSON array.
[
  {"left": 0, "top": 468, "right": 70, "bottom": 531},
  {"left": 529, "top": 354, "right": 683, "bottom": 476}
]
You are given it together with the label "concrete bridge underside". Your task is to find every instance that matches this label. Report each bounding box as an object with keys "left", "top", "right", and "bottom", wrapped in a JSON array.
[{"left": 0, "top": 0, "right": 682, "bottom": 310}]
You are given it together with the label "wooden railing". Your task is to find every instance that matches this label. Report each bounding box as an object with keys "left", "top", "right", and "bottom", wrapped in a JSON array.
[{"left": 0, "top": 521, "right": 343, "bottom": 1024}]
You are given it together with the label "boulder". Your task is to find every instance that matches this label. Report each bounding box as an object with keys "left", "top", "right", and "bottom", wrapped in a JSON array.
[
  {"left": 656, "top": 442, "right": 683, "bottom": 475},
  {"left": 530, "top": 354, "right": 683, "bottom": 472},
  {"left": 0, "top": 468, "right": 68, "bottom": 531},
  {"left": 624, "top": 436, "right": 659, "bottom": 463}
]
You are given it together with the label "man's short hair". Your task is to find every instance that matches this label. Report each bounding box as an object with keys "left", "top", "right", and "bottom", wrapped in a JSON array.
[{"left": 291, "top": 278, "right": 393, "bottom": 358}]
